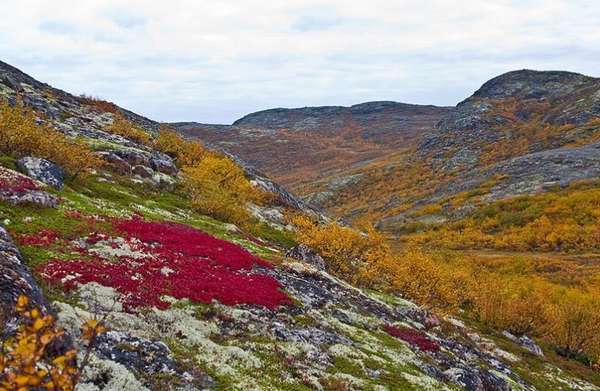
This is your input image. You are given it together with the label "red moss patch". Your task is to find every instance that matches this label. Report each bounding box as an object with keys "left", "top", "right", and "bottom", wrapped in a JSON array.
[
  {"left": 383, "top": 324, "right": 439, "bottom": 352},
  {"left": 0, "top": 167, "right": 39, "bottom": 194},
  {"left": 39, "top": 217, "right": 291, "bottom": 311},
  {"left": 18, "top": 230, "right": 60, "bottom": 247}
]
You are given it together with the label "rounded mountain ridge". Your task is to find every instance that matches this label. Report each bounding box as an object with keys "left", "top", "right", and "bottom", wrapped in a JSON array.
[{"left": 471, "top": 69, "right": 596, "bottom": 100}]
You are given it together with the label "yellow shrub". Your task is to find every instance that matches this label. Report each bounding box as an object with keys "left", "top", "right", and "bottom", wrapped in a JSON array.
[
  {"left": 541, "top": 289, "right": 600, "bottom": 363},
  {"left": 292, "top": 217, "right": 464, "bottom": 312},
  {"left": 181, "top": 153, "right": 265, "bottom": 226},
  {"left": 0, "top": 99, "right": 100, "bottom": 179},
  {"left": 106, "top": 114, "right": 152, "bottom": 146},
  {"left": 154, "top": 125, "right": 205, "bottom": 167},
  {"left": 292, "top": 216, "right": 390, "bottom": 286}
]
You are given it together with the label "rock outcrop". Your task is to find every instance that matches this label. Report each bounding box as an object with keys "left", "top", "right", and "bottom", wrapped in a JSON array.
[{"left": 16, "top": 156, "right": 65, "bottom": 189}]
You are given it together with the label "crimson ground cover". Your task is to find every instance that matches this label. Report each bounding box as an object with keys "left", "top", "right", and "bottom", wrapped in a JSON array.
[
  {"left": 383, "top": 324, "right": 439, "bottom": 352},
  {"left": 39, "top": 217, "right": 290, "bottom": 311},
  {"left": 0, "top": 167, "right": 39, "bottom": 193}
]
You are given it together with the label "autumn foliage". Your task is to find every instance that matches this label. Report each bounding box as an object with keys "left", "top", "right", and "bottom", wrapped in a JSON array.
[
  {"left": 105, "top": 114, "right": 152, "bottom": 145},
  {"left": 0, "top": 296, "right": 77, "bottom": 390},
  {"left": 154, "top": 125, "right": 205, "bottom": 167},
  {"left": 405, "top": 181, "right": 600, "bottom": 252},
  {"left": 292, "top": 216, "right": 462, "bottom": 312},
  {"left": 293, "top": 217, "right": 600, "bottom": 367},
  {"left": 0, "top": 99, "right": 100, "bottom": 179}
]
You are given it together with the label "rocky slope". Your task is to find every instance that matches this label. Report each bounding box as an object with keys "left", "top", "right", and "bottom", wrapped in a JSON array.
[{"left": 1, "top": 60, "right": 599, "bottom": 390}]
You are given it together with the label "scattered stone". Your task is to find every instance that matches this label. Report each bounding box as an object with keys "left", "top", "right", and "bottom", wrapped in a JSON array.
[
  {"left": 285, "top": 244, "right": 326, "bottom": 270},
  {"left": 132, "top": 165, "right": 154, "bottom": 178},
  {"left": 502, "top": 331, "right": 544, "bottom": 356},
  {"left": 16, "top": 156, "right": 64, "bottom": 189}
]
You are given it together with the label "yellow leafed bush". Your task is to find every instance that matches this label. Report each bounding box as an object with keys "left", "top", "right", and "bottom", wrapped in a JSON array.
[
  {"left": 0, "top": 295, "right": 77, "bottom": 390},
  {"left": 181, "top": 153, "right": 265, "bottom": 226},
  {"left": 105, "top": 114, "right": 152, "bottom": 146},
  {"left": 154, "top": 125, "right": 205, "bottom": 167},
  {"left": 0, "top": 99, "right": 100, "bottom": 179},
  {"left": 292, "top": 217, "right": 463, "bottom": 312}
]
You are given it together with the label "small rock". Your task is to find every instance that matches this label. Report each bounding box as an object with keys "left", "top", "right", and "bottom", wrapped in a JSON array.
[
  {"left": 132, "top": 165, "right": 154, "bottom": 179},
  {"left": 150, "top": 155, "right": 178, "bottom": 175},
  {"left": 98, "top": 152, "right": 132, "bottom": 176},
  {"left": 285, "top": 244, "right": 327, "bottom": 270},
  {"left": 502, "top": 331, "right": 544, "bottom": 356},
  {"left": 16, "top": 157, "right": 64, "bottom": 189}
]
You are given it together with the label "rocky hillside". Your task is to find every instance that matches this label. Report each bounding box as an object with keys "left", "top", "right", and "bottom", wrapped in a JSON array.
[
  {"left": 172, "top": 69, "right": 600, "bottom": 235},
  {"left": 1, "top": 60, "right": 600, "bottom": 390}
]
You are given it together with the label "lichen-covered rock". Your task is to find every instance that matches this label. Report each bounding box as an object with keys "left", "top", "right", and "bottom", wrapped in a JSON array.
[
  {"left": 285, "top": 244, "right": 326, "bottom": 271},
  {"left": 114, "top": 150, "right": 151, "bottom": 167},
  {"left": 132, "top": 165, "right": 154, "bottom": 178},
  {"left": 502, "top": 331, "right": 544, "bottom": 357},
  {"left": 1, "top": 190, "right": 60, "bottom": 208},
  {"left": 150, "top": 154, "right": 178, "bottom": 175},
  {"left": 16, "top": 156, "right": 64, "bottom": 189},
  {"left": 98, "top": 151, "right": 132, "bottom": 176},
  {"left": 0, "top": 226, "right": 49, "bottom": 333}
]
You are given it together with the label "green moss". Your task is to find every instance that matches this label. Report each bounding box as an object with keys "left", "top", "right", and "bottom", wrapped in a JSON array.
[
  {"left": 0, "top": 155, "right": 17, "bottom": 169},
  {"left": 329, "top": 356, "right": 364, "bottom": 377}
]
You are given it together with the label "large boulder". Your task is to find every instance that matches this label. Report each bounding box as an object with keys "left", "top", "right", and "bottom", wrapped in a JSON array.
[
  {"left": 285, "top": 244, "right": 326, "bottom": 270},
  {"left": 0, "top": 226, "right": 49, "bottom": 333},
  {"left": 16, "top": 156, "right": 64, "bottom": 189},
  {"left": 114, "top": 150, "right": 151, "bottom": 167}
]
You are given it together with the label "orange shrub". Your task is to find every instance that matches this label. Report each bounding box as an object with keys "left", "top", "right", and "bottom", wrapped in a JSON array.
[
  {"left": 154, "top": 125, "right": 205, "bottom": 167},
  {"left": 0, "top": 99, "right": 100, "bottom": 179},
  {"left": 106, "top": 114, "right": 152, "bottom": 146}
]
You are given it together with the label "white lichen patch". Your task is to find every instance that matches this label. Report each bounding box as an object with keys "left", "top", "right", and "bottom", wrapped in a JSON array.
[
  {"left": 402, "top": 372, "right": 455, "bottom": 391},
  {"left": 76, "top": 353, "right": 149, "bottom": 391},
  {"left": 543, "top": 365, "right": 600, "bottom": 391},
  {"left": 87, "top": 237, "right": 150, "bottom": 260}
]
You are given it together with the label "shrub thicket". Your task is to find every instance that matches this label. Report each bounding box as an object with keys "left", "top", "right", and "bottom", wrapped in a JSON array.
[
  {"left": 293, "top": 217, "right": 600, "bottom": 367},
  {"left": 0, "top": 99, "right": 100, "bottom": 179}
]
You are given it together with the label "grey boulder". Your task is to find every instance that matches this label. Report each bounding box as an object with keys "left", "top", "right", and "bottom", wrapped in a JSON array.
[{"left": 16, "top": 157, "right": 64, "bottom": 189}]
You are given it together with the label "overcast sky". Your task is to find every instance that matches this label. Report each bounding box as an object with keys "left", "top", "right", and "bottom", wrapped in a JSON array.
[{"left": 1, "top": 1, "right": 599, "bottom": 124}]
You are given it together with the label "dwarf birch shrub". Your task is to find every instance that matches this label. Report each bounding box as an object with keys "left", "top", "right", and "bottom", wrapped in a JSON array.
[{"left": 0, "top": 99, "right": 100, "bottom": 179}]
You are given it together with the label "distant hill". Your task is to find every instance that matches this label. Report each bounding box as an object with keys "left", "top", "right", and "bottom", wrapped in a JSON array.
[
  {"left": 173, "top": 69, "right": 600, "bottom": 234},
  {"left": 171, "top": 102, "right": 451, "bottom": 191}
]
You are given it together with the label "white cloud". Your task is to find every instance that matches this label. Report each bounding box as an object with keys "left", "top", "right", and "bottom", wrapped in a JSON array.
[{"left": 1, "top": 0, "right": 599, "bottom": 123}]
